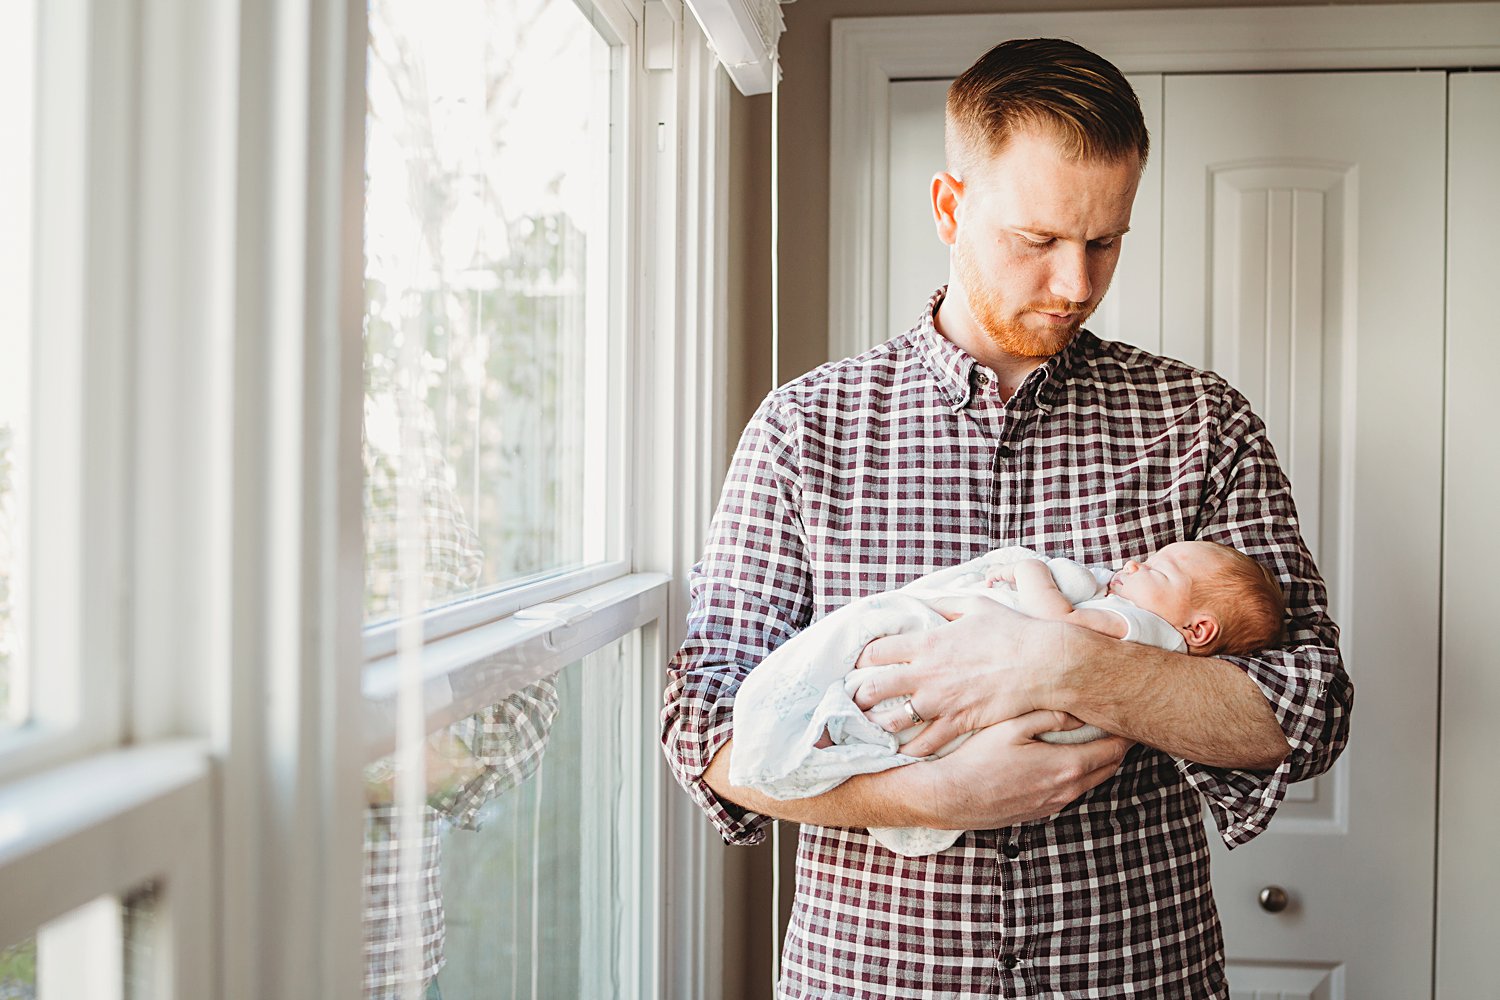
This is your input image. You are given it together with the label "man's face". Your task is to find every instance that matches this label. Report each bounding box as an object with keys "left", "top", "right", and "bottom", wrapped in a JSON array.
[{"left": 941, "top": 130, "right": 1141, "bottom": 359}]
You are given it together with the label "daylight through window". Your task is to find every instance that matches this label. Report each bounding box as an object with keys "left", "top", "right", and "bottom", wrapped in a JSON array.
[{"left": 363, "top": 0, "right": 614, "bottom": 624}]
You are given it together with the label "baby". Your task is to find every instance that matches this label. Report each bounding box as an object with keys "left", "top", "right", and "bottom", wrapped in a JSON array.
[
  {"left": 954, "top": 539, "right": 1285, "bottom": 739},
  {"left": 730, "top": 540, "right": 1285, "bottom": 856}
]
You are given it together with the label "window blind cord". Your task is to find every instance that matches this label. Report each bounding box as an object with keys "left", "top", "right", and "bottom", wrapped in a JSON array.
[
  {"left": 770, "top": 58, "right": 782, "bottom": 394},
  {"left": 769, "top": 50, "right": 784, "bottom": 996}
]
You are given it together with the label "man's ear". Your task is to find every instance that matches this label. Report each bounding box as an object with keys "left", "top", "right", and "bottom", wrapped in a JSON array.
[
  {"left": 1182, "top": 614, "right": 1220, "bottom": 653},
  {"left": 931, "top": 171, "right": 963, "bottom": 246}
]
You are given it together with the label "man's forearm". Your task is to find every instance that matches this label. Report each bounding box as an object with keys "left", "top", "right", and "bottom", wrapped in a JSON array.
[
  {"left": 701, "top": 738, "right": 939, "bottom": 829},
  {"left": 702, "top": 717, "right": 1133, "bottom": 832},
  {"left": 1049, "top": 625, "right": 1291, "bottom": 769}
]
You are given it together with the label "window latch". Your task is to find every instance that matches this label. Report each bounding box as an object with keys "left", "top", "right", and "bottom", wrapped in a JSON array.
[{"left": 513, "top": 602, "right": 595, "bottom": 632}]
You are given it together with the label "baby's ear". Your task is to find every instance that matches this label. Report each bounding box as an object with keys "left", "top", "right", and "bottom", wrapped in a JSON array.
[{"left": 1182, "top": 614, "right": 1220, "bottom": 653}]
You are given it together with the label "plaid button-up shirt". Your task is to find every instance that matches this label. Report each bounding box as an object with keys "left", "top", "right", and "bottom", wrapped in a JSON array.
[{"left": 662, "top": 288, "right": 1352, "bottom": 999}]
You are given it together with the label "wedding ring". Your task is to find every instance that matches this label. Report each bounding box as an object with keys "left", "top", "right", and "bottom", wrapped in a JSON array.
[{"left": 902, "top": 697, "right": 923, "bottom": 726}]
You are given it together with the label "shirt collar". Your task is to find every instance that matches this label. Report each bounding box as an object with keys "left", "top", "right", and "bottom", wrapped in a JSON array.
[{"left": 910, "top": 285, "right": 1093, "bottom": 414}]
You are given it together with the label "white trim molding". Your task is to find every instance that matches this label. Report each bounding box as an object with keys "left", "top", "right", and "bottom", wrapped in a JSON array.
[
  {"left": 828, "top": 3, "right": 1500, "bottom": 360},
  {"left": 0, "top": 742, "right": 214, "bottom": 998}
]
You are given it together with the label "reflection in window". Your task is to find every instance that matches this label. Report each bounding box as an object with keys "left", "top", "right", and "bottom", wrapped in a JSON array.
[
  {"left": 0, "top": 1, "right": 36, "bottom": 731},
  {"left": 361, "top": 634, "right": 642, "bottom": 999},
  {"left": 363, "top": 0, "right": 613, "bottom": 623}
]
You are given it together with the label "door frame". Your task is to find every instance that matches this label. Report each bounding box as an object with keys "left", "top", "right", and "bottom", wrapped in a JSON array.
[{"left": 827, "top": 2, "right": 1500, "bottom": 360}]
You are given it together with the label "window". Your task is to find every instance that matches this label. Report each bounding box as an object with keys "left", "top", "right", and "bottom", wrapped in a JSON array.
[
  {"left": 364, "top": 0, "right": 620, "bottom": 628},
  {"left": 0, "top": 888, "right": 159, "bottom": 1000},
  {"left": 0, "top": 0, "right": 730, "bottom": 996},
  {"left": 359, "top": 631, "right": 658, "bottom": 998},
  {"left": 0, "top": 0, "right": 36, "bottom": 735},
  {"left": 357, "top": 1, "right": 703, "bottom": 996}
]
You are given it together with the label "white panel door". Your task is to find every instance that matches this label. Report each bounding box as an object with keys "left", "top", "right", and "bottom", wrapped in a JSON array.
[
  {"left": 1162, "top": 72, "right": 1446, "bottom": 1000},
  {"left": 885, "top": 76, "right": 1163, "bottom": 352}
]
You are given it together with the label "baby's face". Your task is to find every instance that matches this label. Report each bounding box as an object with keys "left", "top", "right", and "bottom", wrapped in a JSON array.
[{"left": 1107, "top": 541, "right": 1223, "bottom": 625}]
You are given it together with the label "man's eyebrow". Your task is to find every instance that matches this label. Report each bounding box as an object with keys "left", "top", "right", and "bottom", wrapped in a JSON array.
[{"left": 1012, "top": 225, "right": 1133, "bottom": 240}]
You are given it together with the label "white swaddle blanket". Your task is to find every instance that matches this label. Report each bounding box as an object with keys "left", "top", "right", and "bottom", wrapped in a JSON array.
[{"left": 729, "top": 545, "right": 1185, "bottom": 857}]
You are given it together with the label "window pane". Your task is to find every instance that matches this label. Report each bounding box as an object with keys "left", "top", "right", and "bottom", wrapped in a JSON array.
[
  {"left": 360, "top": 632, "right": 648, "bottom": 999},
  {"left": 363, "top": 0, "right": 614, "bottom": 624},
  {"left": 0, "top": 0, "right": 37, "bottom": 730},
  {"left": 1, "top": 886, "right": 157, "bottom": 1000},
  {"left": 0, "top": 938, "right": 36, "bottom": 1000}
]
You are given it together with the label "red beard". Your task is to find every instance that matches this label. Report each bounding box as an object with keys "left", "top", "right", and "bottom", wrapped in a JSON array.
[{"left": 952, "top": 238, "right": 1099, "bottom": 359}]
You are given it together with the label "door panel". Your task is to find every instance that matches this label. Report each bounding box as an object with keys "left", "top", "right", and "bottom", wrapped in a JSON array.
[{"left": 1162, "top": 71, "right": 1447, "bottom": 999}]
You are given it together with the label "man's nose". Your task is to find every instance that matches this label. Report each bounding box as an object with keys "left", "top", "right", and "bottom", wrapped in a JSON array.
[{"left": 1048, "top": 246, "right": 1091, "bottom": 304}]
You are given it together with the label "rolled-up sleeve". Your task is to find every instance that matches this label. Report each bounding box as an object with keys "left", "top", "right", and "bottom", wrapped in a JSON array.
[
  {"left": 661, "top": 397, "right": 812, "bottom": 846},
  {"left": 1175, "top": 383, "right": 1354, "bottom": 848}
]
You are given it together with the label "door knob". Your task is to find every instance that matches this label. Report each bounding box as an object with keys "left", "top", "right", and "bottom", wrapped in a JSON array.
[{"left": 1258, "top": 886, "right": 1289, "bottom": 913}]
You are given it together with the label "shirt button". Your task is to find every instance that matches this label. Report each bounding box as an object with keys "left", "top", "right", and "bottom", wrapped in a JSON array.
[
  {"left": 1001, "top": 955, "right": 1020, "bottom": 970},
  {"left": 975, "top": 372, "right": 990, "bottom": 387},
  {"left": 1003, "top": 842, "right": 1022, "bottom": 859}
]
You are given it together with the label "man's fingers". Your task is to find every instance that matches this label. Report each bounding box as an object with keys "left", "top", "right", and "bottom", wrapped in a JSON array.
[
  {"left": 1076, "top": 752, "right": 1127, "bottom": 793},
  {"left": 849, "top": 663, "right": 927, "bottom": 711},
  {"left": 898, "top": 719, "right": 964, "bottom": 759},
  {"left": 864, "top": 694, "right": 925, "bottom": 734},
  {"left": 1004, "top": 709, "right": 1084, "bottom": 741},
  {"left": 1074, "top": 735, "right": 1132, "bottom": 772},
  {"left": 853, "top": 632, "right": 919, "bottom": 669}
]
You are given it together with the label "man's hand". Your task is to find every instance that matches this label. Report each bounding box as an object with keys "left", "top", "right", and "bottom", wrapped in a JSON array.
[
  {"left": 918, "top": 711, "right": 1131, "bottom": 828},
  {"left": 853, "top": 596, "right": 1065, "bottom": 759},
  {"left": 364, "top": 732, "right": 487, "bottom": 807},
  {"left": 854, "top": 593, "right": 1292, "bottom": 770},
  {"left": 701, "top": 721, "right": 1129, "bottom": 832}
]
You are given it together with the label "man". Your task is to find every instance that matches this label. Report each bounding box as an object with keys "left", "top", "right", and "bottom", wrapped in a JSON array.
[{"left": 662, "top": 37, "right": 1351, "bottom": 998}]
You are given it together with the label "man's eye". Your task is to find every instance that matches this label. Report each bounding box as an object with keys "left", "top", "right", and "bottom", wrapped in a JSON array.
[
  {"left": 1089, "top": 238, "right": 1118, "bottom": 250},
  {"left": 1018, "top": 234, "right": 1054, "bottom": 248}
]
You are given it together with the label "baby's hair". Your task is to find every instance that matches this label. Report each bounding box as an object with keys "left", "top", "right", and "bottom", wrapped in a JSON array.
[{"left": 1192, "top": 543, "right": 1287, "bottom": 656}]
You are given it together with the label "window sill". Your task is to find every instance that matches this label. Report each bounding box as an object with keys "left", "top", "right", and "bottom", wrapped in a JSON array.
[
  {"left": 0, "top": 741, "right": 212, "bottom": 947},
  {"left": 361, "top": 571, "right": 669, "bottom": 761}
]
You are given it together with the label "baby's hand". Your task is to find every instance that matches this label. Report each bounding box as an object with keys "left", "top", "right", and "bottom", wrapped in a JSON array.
[{"left": 985, "top": 564, "right": 1019, "bottom": 588}]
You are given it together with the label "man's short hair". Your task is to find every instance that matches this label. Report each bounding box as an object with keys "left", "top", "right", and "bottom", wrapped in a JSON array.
[
  {"left": 1194, "top": 545, "right": 1287, "bottom": 657},
  {"left": 945, "top": 38, "right": 1149, "bottom": 177}
]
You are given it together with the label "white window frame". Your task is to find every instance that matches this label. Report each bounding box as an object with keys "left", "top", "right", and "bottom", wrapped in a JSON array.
[
  {"left": 0, "top": 0, "right": 132, "bottom": 787},
  {"left": 0, "top": 743, "right": 214, "bottom": 998},
  {"left": 351, "top": 2, "right": 732, "bottom": 999},
  {"left": 359, "top": 0, "right": 643, "bottom": 660},
  {"left": 0, "top": 0, "right": 733, "bottom": 998},
  {"left": 1, "top": 0, "right": 236, "bottom": 988}
]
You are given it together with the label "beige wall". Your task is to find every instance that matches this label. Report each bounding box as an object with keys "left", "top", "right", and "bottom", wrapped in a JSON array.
[{"left": 715, "top": 3, "right": 1478, "bottom": 996}]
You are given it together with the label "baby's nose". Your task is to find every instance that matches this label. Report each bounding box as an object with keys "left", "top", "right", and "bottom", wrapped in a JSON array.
[{"left": 1123, "top": 559, "right": 1142, "bottom": 572}]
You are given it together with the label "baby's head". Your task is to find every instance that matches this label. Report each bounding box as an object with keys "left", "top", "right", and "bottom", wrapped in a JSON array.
[{"left": 1108, "top": 540, "right": 1285, "bottom": 655}]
